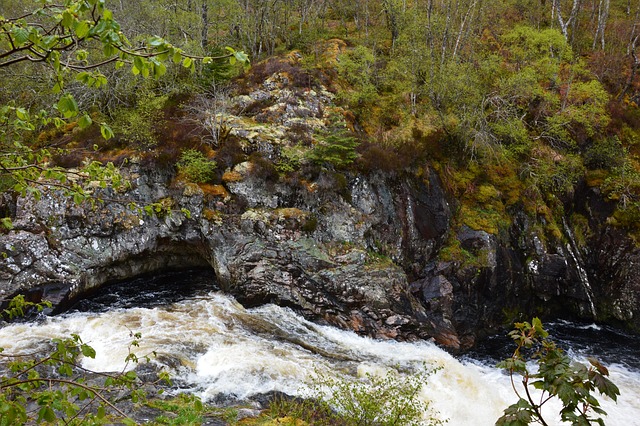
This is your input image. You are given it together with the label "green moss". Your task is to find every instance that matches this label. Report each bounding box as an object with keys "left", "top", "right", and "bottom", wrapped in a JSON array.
[
  {"left": 459, "top": 205, "right": 509, "bottom": 235},
  {"left": 301, "top": 214, "right": 318, "bottom": 233},
  {"left": 570, "top": 213, "right": 590, "bottom": 247},
  {"left": 439, "top": 236, "right": 489, "bottom": 268}
]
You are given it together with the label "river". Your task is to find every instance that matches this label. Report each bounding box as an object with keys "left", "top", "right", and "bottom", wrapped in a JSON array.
[{"left": 1, "top": 270, "right": 639, "bottom": 425}]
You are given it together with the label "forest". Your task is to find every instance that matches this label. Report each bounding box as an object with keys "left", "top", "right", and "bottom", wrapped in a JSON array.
[{"left": 2, "top": 0, "right": 640, "bottom": 244}]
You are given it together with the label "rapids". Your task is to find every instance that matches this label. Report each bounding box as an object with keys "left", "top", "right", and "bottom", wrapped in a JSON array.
[{"left": 1, "top": 270, "right": 639, "bottom": 425}]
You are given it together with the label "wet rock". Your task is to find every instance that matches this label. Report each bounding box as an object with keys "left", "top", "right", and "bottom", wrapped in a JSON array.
[{"left": 1, "top": 55, "right": 639, "bottom": 353}]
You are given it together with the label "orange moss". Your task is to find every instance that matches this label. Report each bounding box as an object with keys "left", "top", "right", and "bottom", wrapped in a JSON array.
[
  {"left": 585, "top": 169, "right": 608, "bottom": 187},
  {"left": 222, "top": 170, "right": 243, "bottom": 183},
  {"left": 199, "top": 183, "right": 229, "bottom": 198}
]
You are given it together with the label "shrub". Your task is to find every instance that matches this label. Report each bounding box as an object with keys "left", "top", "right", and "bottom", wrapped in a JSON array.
[
  {"left": 248, "top": 152, "right": 279, "bottom": 182},
  {"left": 307, "top": 132, "right": 359, "bottom": 169},
  {"left": 110, "top": 92, "right": 169, "bottom": 148},
  {"left": 584, "top": 136, "right": 625, "bottom": 170},
  {"left": 177, "top": 150, "right": 216, "bottom": 183},
  {"left": 306, "top": 366, "right": 444, "bottom": 426},
  {"left": 0, "top": 296, "right": 171, "bottom": 425},
  {"left": 497, "top": 318, "right": 619, "bottom": 426},
  {"left": 214, "top": 137, "right": 246, "bottom": 170}
]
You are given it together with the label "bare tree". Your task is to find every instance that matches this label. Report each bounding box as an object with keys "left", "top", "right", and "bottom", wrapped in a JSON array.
[
  {"left": 593, "top": 0, "right": 610, "bottom": 49},
  {"left": 552, "top": 0, "right": 583, "bottom": 40}
]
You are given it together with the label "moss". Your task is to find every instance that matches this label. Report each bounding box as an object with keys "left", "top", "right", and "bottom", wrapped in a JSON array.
[
  {"left": 365, "top": 250, "right": 394, "bottom": 268},
  {"left": 585, "top": 169, "right": 609, "bottom": 187},
  {"left": 222, "top": 170, "right": 244, "bottom": 183},
  {"left": 301, "top": 214, "right": 318, "bottom": 233},
  {"left": 202, "top": 208, "right": 223, "bottom": 223},
  {"left": 199, "top": 183, "right": 229, "bottom": 199},
  {"left": 570, "top": 213, "right": 591, "bottom": 247},
  {"left": 459, "top": 205, "right": 508, "bottom": 235},
  {"left": 439, "top": 236, "right": 488, "bottom": 268},
  {"left": 274, "top": 207, "right": 306, "bottom": 220}
]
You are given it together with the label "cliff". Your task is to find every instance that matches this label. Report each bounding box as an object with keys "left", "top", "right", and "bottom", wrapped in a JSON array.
[{"left": 1, "top": 55, "right": 638, "bottom": 351}]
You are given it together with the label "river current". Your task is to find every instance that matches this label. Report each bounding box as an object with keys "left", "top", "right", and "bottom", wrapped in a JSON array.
[{"left": 1, "top": 270, "right": 639, "bottom": 425}]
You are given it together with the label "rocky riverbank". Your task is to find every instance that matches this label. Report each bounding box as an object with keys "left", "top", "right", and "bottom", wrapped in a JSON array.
[{"left": 1, "top": 53, "right": 639, "bottom": 351}]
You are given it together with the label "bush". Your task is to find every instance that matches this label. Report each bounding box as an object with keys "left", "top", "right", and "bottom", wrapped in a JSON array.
[
  {"left": 307, "top": 131, "right": 359, "bottom": 169},
  {"left": 497, "top": 318, "right": 619, "bottom": 426},
  {"left": 584, "top": 136, "right": 625, "bottom": 170},
  {"left": 110, "top": 92, "right": 169, "bottom": 148},
  {"left": 0, "top": 296, "right": 169, "bottom": 425},
  {"left": 177, "top": 150, "right": 216, "bottom": 183},
  {"left": 306, "top": 366, "right": 444, "bottom": 426}
]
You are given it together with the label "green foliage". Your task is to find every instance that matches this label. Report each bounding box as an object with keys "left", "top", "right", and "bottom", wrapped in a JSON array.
[
  {"left": 600, "top": 160, "right": 640, "bottom": 230},
  {"left": 111, "top": 92, "right": 168, "bottom": 147},
  {"left": 276, "top": 145, "right": 307, "bottom": 174},
  {"left": 336, "top": 46, "right": 380, "bottom": 110},
  {"left": 497, "top": 318, "right": 620, "bottom": 426},
  {"left": 0, "top": 0, "right": 246, "bottom": 207},
  {"left": 177, "top": 150, "right": 216, "bottom": 183},
  {"left": 1, "top": 295, "right": 51, "bottom": 320},
  {"left": 306, "top": 366, "right": 444, "bottom": 426},
  {"left": 146, "top": 393, "right": 210, "bottom": 425},
  {"left": 584, "top": 137, "right": 626, "bottom": 170},
  {"left": 308, "top": 126, "right": 359, "bottom": 169},
  {"left": 0, "top": 331, "right": 150, "bottom": 425}
]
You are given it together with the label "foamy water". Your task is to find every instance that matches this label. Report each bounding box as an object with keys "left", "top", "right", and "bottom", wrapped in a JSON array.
[{"left": 1, "top": 291, "right": 638, "bottom": 425}]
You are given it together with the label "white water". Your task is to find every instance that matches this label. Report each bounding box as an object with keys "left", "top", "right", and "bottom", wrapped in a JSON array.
[{"left": 2, "top": 291, "right": 639, "bottom": 425}]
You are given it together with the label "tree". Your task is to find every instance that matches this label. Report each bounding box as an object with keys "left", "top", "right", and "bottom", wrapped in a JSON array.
[
  {"left": 0, "top": 0, "right": 247, "bottom": 228},
  {"left": 497, "top": 318, "right": 620, "bottom": 426}
]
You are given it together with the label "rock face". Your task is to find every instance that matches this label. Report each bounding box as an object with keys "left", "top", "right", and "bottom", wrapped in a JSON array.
[{"left": 1, "top": 55, "right": 639, "bottom": 351}]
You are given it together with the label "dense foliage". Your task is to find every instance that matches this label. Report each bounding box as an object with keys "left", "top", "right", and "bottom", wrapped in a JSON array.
[{"left": 3, "top": 0, "right": 640, "bottom": 244}]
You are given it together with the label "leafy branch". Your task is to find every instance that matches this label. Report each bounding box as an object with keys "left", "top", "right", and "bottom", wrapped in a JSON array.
[{"left": 496, "top": 318, "right": 620, "bottom": 426}]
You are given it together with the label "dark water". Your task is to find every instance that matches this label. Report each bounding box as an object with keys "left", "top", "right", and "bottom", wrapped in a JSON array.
[
  {"left": 467, "top": 319, "right": 640, "bottom": 371},
  {"left": 66, "top": 269, "right": 217, "bottom": 313}
]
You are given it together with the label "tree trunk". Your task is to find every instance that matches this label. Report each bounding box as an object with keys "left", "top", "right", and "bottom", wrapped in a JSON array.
[
  {"left": 200, "top": 1, "right": 209, "bottom": 49},
  {"left": 593, "top": 0, "right": 609, "bottom": 49}
]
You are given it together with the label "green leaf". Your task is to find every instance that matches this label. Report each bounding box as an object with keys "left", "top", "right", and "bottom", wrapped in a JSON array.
[
  {"left": 75, "top": 21, "right": 90, "bottom": 38},
  {"left": 172, "top": 49, "right": 182, "bottom": 64},
  {"left": 153, "top": 61, "right": 167, "bottom": 78},
  {"left": 57, "top": 94, "right": 79, "bottom": 118},
  {"left": 78, "top": 114, "right": 92, "bottom": 129},
  {"left": 182, "top": 57, "right": 193, "bottom": 68},
  {"left": 81, "top": 344, "right": 96, "bottom": 358},
  {"left": 15, "top": 108, "right": 28, "bottom": 120},
  {"left": 100, "top": 123, "right": 114, "bottom": 140},
  {"left": 38, "top": 406, "right": 56, "bottom": 422},
  {"left": 52, "top": 81, "right": 63, "bottom": 94},
  {"left": 12, "top": 27, "right": 29, "bottom": 45},
  {"left": 76, "top": 71, "right": 91, "bottom": 84},
  {"left": 234, "top": 50, "right": 249, "bottom": 63},
  {"left": 148, "top": 36, "right": 164, "bottom": 47},
  {"left": 133, "top": 56, "right": 145, "bottom": 73},
  {"left": 61, "top": 10, "right": 74, "bottom": 28}
]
